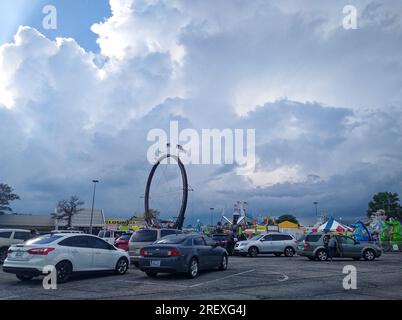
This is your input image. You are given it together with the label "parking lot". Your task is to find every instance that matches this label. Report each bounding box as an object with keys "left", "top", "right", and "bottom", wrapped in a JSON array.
[{"left": 0, "top": 253, "right": 401, "bottom": 300}]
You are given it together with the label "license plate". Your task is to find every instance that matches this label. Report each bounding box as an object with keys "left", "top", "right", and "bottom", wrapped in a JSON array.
[
  {"left": 15, "top": 252, "right": 24, "bottom": 257},
  {"left": 150, "top": 260, "right": 161, "bottom": 267}
]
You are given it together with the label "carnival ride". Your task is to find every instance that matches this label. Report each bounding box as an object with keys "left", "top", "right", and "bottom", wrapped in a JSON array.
[{"left": 144, "top": 145, "right": 189, "bottom": 230}]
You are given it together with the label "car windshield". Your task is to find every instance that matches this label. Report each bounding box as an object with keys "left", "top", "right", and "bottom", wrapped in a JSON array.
[
  {"left": 250, "top": 234, "right": 263, "bottom": 241},
  {"left": 118, "top": 234, "right": 131, "bottom": 241},
  {"left": 305, "top": 234, "right": 322, "bottom": 242},
  {"left": 155, "top": 235, "right": 188, "bottom": 244},
  {"left": 131, "top": 230, "right": 158, "bottom": 242},
  {"left": 212, "top": 235, "right": 230, "bottom": 240},
  {"left": 25, "top": 234, "right": 63, "bottom": 245}
]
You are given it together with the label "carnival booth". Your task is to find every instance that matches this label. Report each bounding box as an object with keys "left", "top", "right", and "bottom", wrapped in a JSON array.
[
  {"left": 278, "top": 221, "right": 304, "bottom": 240},
  {"left": 313, "top": 217, "right": 353, "bottom": 233}
]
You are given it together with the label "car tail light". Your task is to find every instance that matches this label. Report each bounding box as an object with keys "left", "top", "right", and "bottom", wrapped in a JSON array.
[
  {"left": 303, "top": 242, "right": 310, "bottom": 249},
  {"left": 140, "top": 248, "right": 149, "bottom": 256},
  {"left": 27, "top": 248, "right": 55, "bottom": 255},
  {"left": 167, "top": 248, "right": 180, "bottom": 257},
  {"left": 222, "top": 240, "right": 228, "bottom": 244}
]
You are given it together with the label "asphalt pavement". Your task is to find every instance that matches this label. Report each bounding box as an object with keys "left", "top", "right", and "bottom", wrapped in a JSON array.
[{"left": 0, "top": 254, "right": 401, "bottom": 300}]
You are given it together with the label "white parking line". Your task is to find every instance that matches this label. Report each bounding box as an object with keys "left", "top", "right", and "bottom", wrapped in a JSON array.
[
  {"left": 117, "top": 279, "right": 189, "bottom": 288},
  {"left": 117, "top": 269, "right": 258, "bottom": 289},
  {"left": 0, "top": 295, "right": 21, "bottom": 300},
  {"left": 187, "top": 269, "right": 256, "bottom": 288},
  {"left": 277, "top": 273, "right": 289, "bottom": 282}
]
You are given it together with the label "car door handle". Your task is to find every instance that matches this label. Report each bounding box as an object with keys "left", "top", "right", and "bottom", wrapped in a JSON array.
[
  {"left": 95, "top": 251, "right": 102, "bottom": 255},
  {"left": 72, "top": 250, "right": 79, "bottom": 254}
]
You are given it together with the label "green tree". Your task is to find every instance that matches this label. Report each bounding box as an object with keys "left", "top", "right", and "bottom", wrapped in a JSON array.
[
  {"left": 276, "top": 214, "right": 299, "bottom": 225},
  {"left": 367, "top": 192, "right": 401, "bottom": 220},
  {"left": 0, "top": 183, "right": 20, "bottom": 214},
  {"left": 52, "top": 196, "right": 84, "bottom": 228}
]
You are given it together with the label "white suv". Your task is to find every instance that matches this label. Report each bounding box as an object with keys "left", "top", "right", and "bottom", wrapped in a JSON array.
[
  {"left": 234, "top": 232, "right": 297, "bottom": 257},
  {"left": 0, "top": 229, "right": 32, "bottom": 264},
  {"left": 3, "top": 233, "right": 130, "bottom": 282}
]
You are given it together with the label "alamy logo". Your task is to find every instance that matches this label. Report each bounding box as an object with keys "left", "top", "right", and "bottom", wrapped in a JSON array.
[
  {"left": 42, "top": 5, "right": 57, "bottom": 30},
  {"left": 42, "top": 265, "right": 57, "bottom": 290},
  {"left": 342, "top": 5, "right": 358, "bottom": 30},
  {"left": 147, "top": 121, "right": 256, "bottom": 175},
  {"left": 342, "top": 265, "right": 357, "bottom": 290}
]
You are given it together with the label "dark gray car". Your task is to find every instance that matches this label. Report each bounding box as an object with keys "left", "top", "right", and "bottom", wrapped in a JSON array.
[
  {"left": 138, "top": 234, "right": 228, "bottom": 278},
  {"left": 298, "top": 232, "right": 382, "bottom": 261}
]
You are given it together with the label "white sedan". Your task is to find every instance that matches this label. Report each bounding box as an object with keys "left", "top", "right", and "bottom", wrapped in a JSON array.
[{"left": 2, "top": 233, "right": 130, "bottom": 283}]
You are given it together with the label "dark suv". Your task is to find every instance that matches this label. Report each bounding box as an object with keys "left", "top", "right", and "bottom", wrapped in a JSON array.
[
  {"left": 212, "top": 234, "right": 236, "bottom": 255},
  {"left": 299, "top": 232, "right": 382, "bottom": 261}
]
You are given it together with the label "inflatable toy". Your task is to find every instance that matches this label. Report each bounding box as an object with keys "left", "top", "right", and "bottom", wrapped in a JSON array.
[
  {"left": 380, "top": 219, "right": 402, "bottom": 243},
  {"left": 351, "top": 221, "right": 372, "bottom": 241}
]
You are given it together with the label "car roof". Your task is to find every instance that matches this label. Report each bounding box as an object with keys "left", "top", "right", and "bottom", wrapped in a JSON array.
[
  {"left": 260, "top": 232, "right": 290, "bottom": 235},
  {"left": 0, "top": 229, "right": 31, "bottom": 232},
  {"left": 163, "top": 233, "right": 200, "bottom": 238},
  {"left": 135, "top": 228, "right": 180, "bottom": 231},
  {"left": 43, "top": 233, "right": 99, "bottom": 239}
]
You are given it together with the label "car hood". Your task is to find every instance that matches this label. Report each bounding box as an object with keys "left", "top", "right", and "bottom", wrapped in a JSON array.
[{"left": 237, "top": 241, "right": 253, "bottom": 245}]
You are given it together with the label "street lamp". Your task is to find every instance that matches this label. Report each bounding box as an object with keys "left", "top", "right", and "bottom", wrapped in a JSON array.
[
  {"left": 89, "top": 179, "right": 99, "bottom": 235},
  {"left": 313, "top": 202, "right": 318, "bottom": 221},
  {"left": 210, "top": 207, "right": 215, "bottom": 226}
]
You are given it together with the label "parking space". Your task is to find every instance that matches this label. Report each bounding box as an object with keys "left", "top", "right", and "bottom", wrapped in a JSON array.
[{"left": 1, "top": 254, "right": 401, "bottom": 300}]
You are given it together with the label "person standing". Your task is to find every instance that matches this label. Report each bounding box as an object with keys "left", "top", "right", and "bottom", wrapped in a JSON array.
[{"left": 328, "top": 235, "right": 337, "bottom": 261}]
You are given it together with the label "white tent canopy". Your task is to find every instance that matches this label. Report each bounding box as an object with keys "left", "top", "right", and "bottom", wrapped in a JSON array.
[{"left": 316, "top": 217, "right": 353, "bottom": 233}]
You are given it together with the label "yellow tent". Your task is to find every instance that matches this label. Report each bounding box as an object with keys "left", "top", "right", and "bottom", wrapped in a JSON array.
[{"left": 278, "top": 221, "right": 299, "bottom": 229}]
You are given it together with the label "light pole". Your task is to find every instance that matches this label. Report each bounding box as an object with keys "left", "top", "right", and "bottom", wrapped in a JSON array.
[
  {"left": 210, "top": 207, "right": 214, "bottom": 226},
  {"left": 314, "top": 202, "right": 318, "bottom": 222},
  {"left": 89, "top": 179, "right": 99, "bottom": 235}
]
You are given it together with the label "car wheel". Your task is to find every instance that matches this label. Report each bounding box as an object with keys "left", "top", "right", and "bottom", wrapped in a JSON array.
[
  {"left": 363, "top": 249, "right": 376, "bottom": 261},
  {"left": 16, "top": 274, "right": 33, "bottom": 281},
  {"left": 115, "top": 257, "right": 129, "bottom": 275},
  {"left": 316, "top": 249, "right": 328, "bottom": 261},
  {"left": 146, "top": 271, "right": 158, "bottom": 277},
  {"left": 274, "top": 253, "right": 282, "bottom": 257},
  {"left": 284, "top": 247, "right": 295, "bottom": 257},
  {"left": 219, "top": 254, "right": 228, "bottom": 271},
  {"left": 55, "top": 260, "right": 72, "bottom": 283},
  {"left": 248, "top": 246, "right": 258, "bottom": 257},
  {"left": 187, "top": 257, "right": 199, "bottom": 278},
  {"left": 0, "top": 247, "right": 7, "bottom": 264}
]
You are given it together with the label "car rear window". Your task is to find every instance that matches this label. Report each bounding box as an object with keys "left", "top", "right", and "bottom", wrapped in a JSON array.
[
  {"left": 25, "top": 235, "right": 63, "bottom": 245},
  {"left": 131, "top": 230, "right": 158, "bottom": 242},
  {"left": 155, "top": 235, "right": 188, "bottom": 244},
  {"left": 0, "top": 231, "right": 12, "bottom": 239},
  {"left": 118, "top": 234, "right": 131, "bottom": 241},
  {"left": 305, "top": 234, "right": 322, "bottom": 242},
  {"left": 161, "top": 229, "right": 181, "bottom": 237},
  {"left": 212, "top": 235, "right": 230, "bottom": 240},
  {"left": 14, "top": 231, "right": 31, "bottom": 241}
]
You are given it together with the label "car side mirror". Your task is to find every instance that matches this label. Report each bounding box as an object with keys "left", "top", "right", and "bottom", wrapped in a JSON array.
[
  {"left": 355, "top": 241, "right": 360, "bottom": 245},
  {"left": 260, "top": 239, "right": 264, "bottom": 242}
]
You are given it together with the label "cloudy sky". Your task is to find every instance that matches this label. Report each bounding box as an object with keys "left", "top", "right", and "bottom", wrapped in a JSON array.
[{"left": 1, "top": 0, "right": 401, "bottom": 226}]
